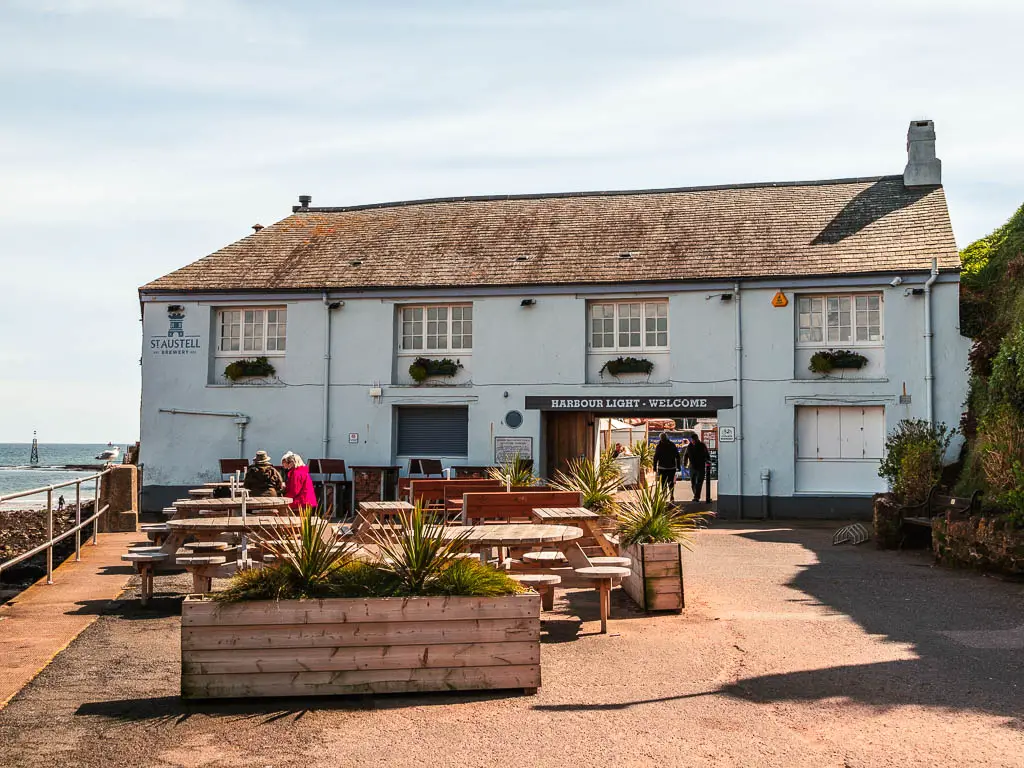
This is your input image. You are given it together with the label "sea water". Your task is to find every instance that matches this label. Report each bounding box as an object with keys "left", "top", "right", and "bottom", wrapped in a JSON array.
[{"left": 0, "top": 443, "right": 131, "bottom": 507}]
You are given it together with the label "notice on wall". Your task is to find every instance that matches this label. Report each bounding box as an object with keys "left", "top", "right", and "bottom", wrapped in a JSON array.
[
  {"left": 494, "top": 436, "right": 533, "bottom": 465},
  {"left": 348, "top": 432, "right": 359, "bottom": 444},
  {"left": 719, "top": 426, "right": 736, "bottom": 442}
]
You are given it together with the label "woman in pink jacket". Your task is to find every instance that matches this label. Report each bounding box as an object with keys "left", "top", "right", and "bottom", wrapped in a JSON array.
[{"left": 281, "top": 452, "right": 318, "bottom": 511}]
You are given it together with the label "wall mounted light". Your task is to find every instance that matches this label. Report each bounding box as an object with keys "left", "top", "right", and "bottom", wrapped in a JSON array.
[
  {"left": 719, "top": 293, "right": 734, "bottom": 302},
  {"left": 520, "top": 299, "right": 537, "bottom": 307}
]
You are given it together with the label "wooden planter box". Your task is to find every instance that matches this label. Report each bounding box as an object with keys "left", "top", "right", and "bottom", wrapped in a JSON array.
[
  {"left": 620, "top": 542, "right": 684, "bottom": 612},
  {"left": 181, "top": 593, "right": 541, "bottom": 699}
]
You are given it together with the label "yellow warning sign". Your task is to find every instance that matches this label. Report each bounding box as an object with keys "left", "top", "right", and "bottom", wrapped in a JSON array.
[{"left": 771, "top": 290, "right": 789, "bottom": 308}]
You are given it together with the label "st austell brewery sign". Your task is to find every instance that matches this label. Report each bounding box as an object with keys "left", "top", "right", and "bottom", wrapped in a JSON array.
[{"left": 149, "top": 304, "right": 201, "bottom": 356}]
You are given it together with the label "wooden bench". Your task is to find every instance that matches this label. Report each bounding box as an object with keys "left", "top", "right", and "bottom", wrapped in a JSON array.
[
  {"left": 510, "top": 574, "right": 561, "bottom": 611},
  {"left": 462, "top": 491, "right": 582, "bottom": 525},
  {"left": 408, "top": 479, "right": 504, "bottom": 515},
  {"left": 900, "top": 488, "right": 981, "bottom": 545},
  {"left": 121, "top": 551, "right": 168, "bottom": 606}
]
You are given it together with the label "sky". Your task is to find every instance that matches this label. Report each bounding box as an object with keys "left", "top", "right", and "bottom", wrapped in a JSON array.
[{"left": 1, "top": 0, "right": 1022, "bottom": 443}]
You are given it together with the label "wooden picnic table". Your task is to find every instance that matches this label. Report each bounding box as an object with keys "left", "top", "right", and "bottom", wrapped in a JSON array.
[
  {"left": 529, "top": 507, "right": 617, "bottom": 557},
  {"left": 172, "top": 496, "right": 291, "bottom": 516},
  {"left": 202, "top": 481, "right": 233, "bottom": 488},
  {"left": 437, "top": 523, "right": 583, "bottom": 562},
  {"left": 356, "top": 501, "right": 414, "bottom": 532}
]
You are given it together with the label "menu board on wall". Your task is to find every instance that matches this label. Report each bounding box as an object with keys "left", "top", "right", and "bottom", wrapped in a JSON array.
[{"left": 494, "top": 436, "right": 533, "bottom": 464}]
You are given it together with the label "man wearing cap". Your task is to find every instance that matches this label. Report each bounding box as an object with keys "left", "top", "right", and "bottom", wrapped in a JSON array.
[{"left": 243, "top": 450, "right": 285, "bottom": 497}]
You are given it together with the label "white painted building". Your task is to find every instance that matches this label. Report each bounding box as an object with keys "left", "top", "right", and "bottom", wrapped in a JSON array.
[{"left": 138, "top": 121, "right": 969, "bottom": 518}]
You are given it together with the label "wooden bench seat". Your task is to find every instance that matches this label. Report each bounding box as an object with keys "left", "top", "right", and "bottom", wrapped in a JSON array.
[
  {"left": 510, "top": 573, "right": 561, "bottom": 610},
  {"left": 121, "top": 551, "right": 168, "bottom": 606},
  {"left": 899, "top": 489, "right": 982, "bottom": 546},
  {"left": 574, "top": 565, "right": 631, "bottom": 633}
]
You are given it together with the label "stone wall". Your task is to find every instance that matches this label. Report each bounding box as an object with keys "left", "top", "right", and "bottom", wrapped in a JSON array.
[
  {"left": 932, "top": 513, "right": 1024, "bottom": 576},
  {"left": 872, "top": 493, "right": 903, "bottom": 549}
]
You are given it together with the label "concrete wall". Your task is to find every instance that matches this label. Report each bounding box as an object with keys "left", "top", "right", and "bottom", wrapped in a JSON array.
[{"left": 139, "top": 273, "right": 970, "bottom": 516}]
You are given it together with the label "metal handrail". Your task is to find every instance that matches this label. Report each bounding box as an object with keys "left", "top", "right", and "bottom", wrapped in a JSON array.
[{"left": 0, "top": 467, "right": 115, "bottom": 584}]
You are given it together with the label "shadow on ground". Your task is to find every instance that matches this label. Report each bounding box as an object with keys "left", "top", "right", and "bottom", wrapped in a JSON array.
[
  {"left": 721, "top": 525, "right": 1024, "bottom": 724},
  {"left": 75, "top": 688, "right": 527, "bottom": 725}
]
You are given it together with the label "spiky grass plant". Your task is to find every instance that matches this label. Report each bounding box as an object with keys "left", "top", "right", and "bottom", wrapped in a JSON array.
[
  {"left": 429, "top": 557, "right": 526, "bottom": 597},
  {"left": 213, "top": 506, "right": 354, "bottom": 602},
  {"left": 631, "top": 440, "right": 655, "bottom": 486},
  {"left": 616, "top": 482, "right": 711, "bottom": 548},
  {"left": 368, "top": 504, "right": 473, "bottom": 594},
  {"left": 551, "top": 453, "right": 623, "bottom": 514},
  {"left": 487, "top": 454, "right": 541, "bottom": 488}
]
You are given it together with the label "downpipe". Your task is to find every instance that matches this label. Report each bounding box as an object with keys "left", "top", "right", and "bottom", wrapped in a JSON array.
[
  {"left": 158, "top": 408, "right": 250, "bottom": 459},
  {"left": 322, "top": 295, "right": 343, "bottom": 458},
  {"left": 734, "top": 282, "right": 744, "bottom": 520},
  {"left": 760, "top": 468, "right": 771, "bottom": 520},
  {"left": 924, "top": 258, "right": 939, "bottom": 426}
]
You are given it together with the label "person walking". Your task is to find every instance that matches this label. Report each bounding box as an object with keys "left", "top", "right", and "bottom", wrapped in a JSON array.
[
  {"left": 652, "top": 433, "right": 680, "bottom": 495},
  {"left": 281, "top": 452, "right": 317, "bottom": 511},
  {"left": 683, "top": 436, "right": 710, "bottom": 501},
  {"left": 243, "top": 450, "right": 285, "bottom": 497}
]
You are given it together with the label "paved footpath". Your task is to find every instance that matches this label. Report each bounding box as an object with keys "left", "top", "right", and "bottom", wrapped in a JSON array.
[
  {"left": 0, "top": 523, "right": 1021, "bottom": 767},
  {"left": 0, "top": 531, "right": 137, "bottom": 709}
]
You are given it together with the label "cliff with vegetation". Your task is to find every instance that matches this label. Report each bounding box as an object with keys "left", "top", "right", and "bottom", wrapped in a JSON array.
[{"left": 955, "top": 202, "right": 1024, "bottom": 527}]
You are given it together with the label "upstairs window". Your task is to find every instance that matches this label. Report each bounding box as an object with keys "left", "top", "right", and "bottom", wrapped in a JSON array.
[
  {"left": 400, "top": 304, "right": 473, "bottom": 352},
  {"left": 590, "top": 300, "right": 668, "bottom": 352},
  {"left": 217, "top": 307, "right": 287, "bottom": 355},
  {"left": 797, "top": 294, "right": 882, "bottom": 346}
]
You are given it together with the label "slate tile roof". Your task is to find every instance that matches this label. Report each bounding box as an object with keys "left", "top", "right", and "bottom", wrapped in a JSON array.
[{"left": 140, "top": 175, "right": 958, "bottom": 293}]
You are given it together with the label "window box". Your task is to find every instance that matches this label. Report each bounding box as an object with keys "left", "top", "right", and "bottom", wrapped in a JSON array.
[
  {"left": 408, "top": 357, "right": 464, "bottom": 385},
  {"left": 599, "top": 356, "right": 655, "bottom": 378},
  {"left": 223, "top": 356, "right": 277, "bottom": 382},
  {"left": 808, "top": 349, "right": 869, "bottom": 374}
]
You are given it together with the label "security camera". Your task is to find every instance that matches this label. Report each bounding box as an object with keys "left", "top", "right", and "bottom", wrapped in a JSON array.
[{"left": 889, "top": 276, "right": 903, "bottom": 287}]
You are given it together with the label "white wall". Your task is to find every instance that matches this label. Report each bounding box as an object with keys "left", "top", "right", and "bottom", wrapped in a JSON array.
[{"left": 139, "top": 274, "right": 970, "bottom": 508}]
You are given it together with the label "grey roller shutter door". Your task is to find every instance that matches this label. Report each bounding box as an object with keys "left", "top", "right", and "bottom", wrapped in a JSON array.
[{"left": 396, "top": 406, "right": 469, "bottom": 456}]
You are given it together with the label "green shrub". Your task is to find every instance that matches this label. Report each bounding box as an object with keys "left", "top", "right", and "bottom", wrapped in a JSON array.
[
  {"left": 988, "top": 325, "right": 1024, "bottom": 413},
  {"left": 878, "top": 419, "right": 953, "bottom": 502}
]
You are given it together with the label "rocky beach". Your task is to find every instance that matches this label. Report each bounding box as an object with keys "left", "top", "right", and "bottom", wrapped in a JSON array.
[{"left": 0, "top": 503, "right": 96, "bottom": 600}]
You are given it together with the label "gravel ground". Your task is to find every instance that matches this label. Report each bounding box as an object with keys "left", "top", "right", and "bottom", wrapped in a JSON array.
[{"left": 0, "top": 523, "right": 1021, "bottom": 768}]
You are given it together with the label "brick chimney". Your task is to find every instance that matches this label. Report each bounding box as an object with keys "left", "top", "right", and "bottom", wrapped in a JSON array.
[{"left": 903, "top": 120, "right": 941, "bottom": 187}]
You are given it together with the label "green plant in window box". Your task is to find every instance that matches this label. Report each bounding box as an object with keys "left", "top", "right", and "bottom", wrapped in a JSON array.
[
  {"left": 223, "top": 356, "right": 277, "bottom": 382},
  {"left": 599, "top": 356, "right": 655, "bottom": 378},
  {"left": 408, "top": 357, "right": 463, "bottom": 384},
  {"left": 808, "top": 349, "right": 868, "bottom": 374}
]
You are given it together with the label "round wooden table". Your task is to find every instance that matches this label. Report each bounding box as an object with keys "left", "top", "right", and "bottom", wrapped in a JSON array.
[
  {"left": 166, "top": 515, "right": 302, "bottom": 533},
  {"left": 440, "top": 524, "right": 583, "bottom": 547},
  {"left": 171, "top": 497, "right": 291, "bottom": 516}
]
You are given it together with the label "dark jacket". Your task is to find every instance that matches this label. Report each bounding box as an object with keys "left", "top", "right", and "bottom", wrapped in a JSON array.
[
  {"left": 244, "top": 464, "right": 285, "bottom": 497},
  {"left": 653, "top": 438, "right": 680, "bottom": 472},
  {"left": 684, "top": 440, "right": 710, "bottom": 470}
]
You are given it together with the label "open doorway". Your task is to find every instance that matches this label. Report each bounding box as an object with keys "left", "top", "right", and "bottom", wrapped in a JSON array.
[{"left": 542, "top": 409, "right": 720, "bottom": 507}]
